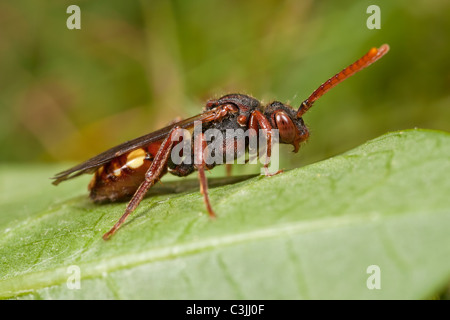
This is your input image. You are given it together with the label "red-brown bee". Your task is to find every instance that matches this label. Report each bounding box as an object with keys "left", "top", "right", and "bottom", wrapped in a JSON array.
[{"left": 52, "top": 44, "right": 390, "bottom": 240}]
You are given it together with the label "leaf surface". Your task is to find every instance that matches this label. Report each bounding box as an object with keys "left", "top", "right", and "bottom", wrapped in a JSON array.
[{"left": 0, "top": 129, "right": 449, "bottom": 299}]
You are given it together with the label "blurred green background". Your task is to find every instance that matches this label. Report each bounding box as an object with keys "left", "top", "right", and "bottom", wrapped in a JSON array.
[{"left": 1, "top": 0, "right": 449, "bottom": 173}]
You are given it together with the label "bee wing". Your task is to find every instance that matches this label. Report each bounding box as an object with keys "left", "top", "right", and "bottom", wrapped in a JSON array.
[{"left": 51, "top": 111, "right": 214, "bottom": 185}]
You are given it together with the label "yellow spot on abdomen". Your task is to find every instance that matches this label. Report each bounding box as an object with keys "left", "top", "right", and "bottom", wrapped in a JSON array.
[
  {"left": 126, "top": 148, "right": 146, "bottom": 169},
  {"left": 111, "top": 161, "right": 122, "bottom": 176}
]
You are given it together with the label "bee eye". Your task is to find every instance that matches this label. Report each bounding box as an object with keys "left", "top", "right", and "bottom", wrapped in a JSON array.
[{"left": 275, "top": 111, "right": 296, "bottom": 143}]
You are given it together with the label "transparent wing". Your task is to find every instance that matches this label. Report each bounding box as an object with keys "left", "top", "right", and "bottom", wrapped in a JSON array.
[{"left": 51, "top": 111, "right": 215, "bottom": 185}]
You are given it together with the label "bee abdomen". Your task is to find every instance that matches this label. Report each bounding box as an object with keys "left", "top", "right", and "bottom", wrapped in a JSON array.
[{"left": 88, "top": 148, "right": 155, "bottom": 202}]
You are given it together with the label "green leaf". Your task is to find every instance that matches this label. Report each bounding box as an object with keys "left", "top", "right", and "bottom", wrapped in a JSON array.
[{"left": 0, "top": 129, "right": 449, "bottom": 299}]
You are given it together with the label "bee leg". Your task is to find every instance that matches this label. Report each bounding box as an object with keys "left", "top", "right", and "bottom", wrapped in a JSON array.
[
  {"left": 195, "top": 132, "right": 216, "bottom": 218},
  {"left": 225, "top": 164, "right": 232, "bottom": 177},
  {"left": 248, "top": 110, "right": 283, "bottom": 177},
  {"left": 102, "top": 126, "right": 181, "bottom": 240}
]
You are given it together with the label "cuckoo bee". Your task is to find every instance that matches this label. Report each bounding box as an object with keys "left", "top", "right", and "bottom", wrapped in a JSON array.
[{"left": 52, "top": 44, "right": 389, "bottom": 240}]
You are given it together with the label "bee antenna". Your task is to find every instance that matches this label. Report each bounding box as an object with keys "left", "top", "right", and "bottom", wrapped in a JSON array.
[{"left": 297, "top": 44, "right": 390, "bottom": 118}]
